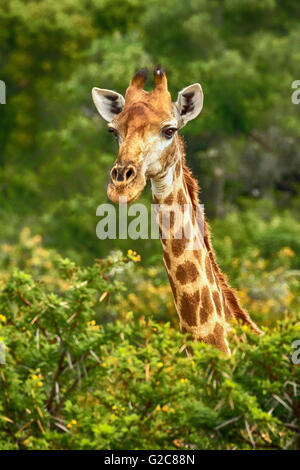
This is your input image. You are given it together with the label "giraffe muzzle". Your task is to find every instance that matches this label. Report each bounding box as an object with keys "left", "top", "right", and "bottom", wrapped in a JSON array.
[
  {"left": 110, "top": 164, "right": 137, "bottom": 187},
  {"left": 107, "top": 163, "right": 146, "bottom": 204}
]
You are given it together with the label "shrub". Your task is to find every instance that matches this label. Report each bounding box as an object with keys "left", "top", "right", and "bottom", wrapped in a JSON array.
[{"left": 0, "top": 243, "right": 299, "bottom": 450}]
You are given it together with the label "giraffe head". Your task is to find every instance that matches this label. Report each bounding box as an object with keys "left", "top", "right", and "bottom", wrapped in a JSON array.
[{"left": 92, "top": 65, "right": 203, "bottom": 203}]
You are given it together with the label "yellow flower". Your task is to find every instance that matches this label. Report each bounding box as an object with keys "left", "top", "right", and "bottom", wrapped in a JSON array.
[
  {"left": 162, "top": 405, "right": 169, "bottom": 412},
  {"left": 112, "top": 405, "right": 117, "bottom": 410},
  {"left": 157, "top": 362, "right": 163, "bottom": 368},
  {"left": 127, "top": 249, "right": 141, "bottom": 262},
  {"left": 32, "top": 374, "right": 38, "bottom": 381},
  {"left": 156, "top": 405, "right": 161, "bottom": 411},
  {"left": 0, "top": 315, "right": 7, "bottom": 323},
  {"left": 170, "top": 408, "right": 175, "bottom": 413},
  {"left": 102, "top": 362, "right": 107, "bottom": 367},
  {"left": 281, "top": 246, "right": 295, "bottom": 258},
  {"left": 87, "top": 320, "right": 100, "bottom": 331},
  {"left": 37, "top": 381, "right": 43, "bottom": 387},
  {"left": 67, "top": 419, "right": 77, "bottom": 428}
]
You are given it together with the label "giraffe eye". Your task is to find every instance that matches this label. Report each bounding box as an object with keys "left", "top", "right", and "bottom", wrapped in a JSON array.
[
  {"left": 108, "top": 127, "right": 119, "bottom": 141},
  {"left": 162, "top": 127, "right": 177, "bottom": 139}
]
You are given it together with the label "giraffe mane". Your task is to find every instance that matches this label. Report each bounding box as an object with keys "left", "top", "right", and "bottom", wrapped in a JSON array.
[
  {"left": 182, "top": 162, "right": 199, "bottom": 208},
  {"left": 179, "top": 138, "right": 263, "bottom": 335},
  {"left": 204, "top": 221, "right": 263, "bottom": 335},
  {"left": 179, "top": 137, "right": 199, "bottom": 209}
]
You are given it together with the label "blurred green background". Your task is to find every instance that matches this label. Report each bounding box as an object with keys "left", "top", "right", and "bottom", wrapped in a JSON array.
[
  {"left": 0, "top": 0, "right": 300, "bottom": 314},
  {"left": 0, "top": 0, "right": 299, "bottom": 263},
  {"left": 1, "top": 0, "right": 300, "bottom": 450}
]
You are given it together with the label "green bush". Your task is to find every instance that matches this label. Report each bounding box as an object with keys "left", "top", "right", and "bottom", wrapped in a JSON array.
[
  {"left": 0, "top": 241, "right": 299, "bottom": 450},
  {"left": 1, "top": 0, "right": 300, "bottom": 262},
  {"left": 1, "top": 0, "right": 300, "bottom": 451}
]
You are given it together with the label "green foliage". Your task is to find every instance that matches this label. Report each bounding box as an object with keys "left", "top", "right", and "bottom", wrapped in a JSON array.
[
  {"left": 0, "top": 236, "right": 299, "bottom": 450},
  {"left": 0, "top": 0, "right": 299, "bottom": 451},
  {"left": 0, "top": 0, "right": 300, "bottom": 262}
]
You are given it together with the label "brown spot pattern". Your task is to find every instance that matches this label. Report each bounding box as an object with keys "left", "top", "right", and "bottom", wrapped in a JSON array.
[
  {"left": 202, "top": 334, "right": 216, "bottom": 346},
  {"left": 177, "top": 188, "right": 187, "bottom": 206},
  {"left": 224, "top": 304, "right": 231, "bottom": 320},
  {"left": 205, "top": 255, "right": 215, "bottom": 285},
  {"left": 169, "top": 211, "right": 175, "bottom": 231},
  {"left": 182, "top": 221, "right": 192, "bottom": 241},
  {"left": 176, "top": 261, "right": 198, "bottom": 285},
  {"left": 193, "top": 249, "right": 202, "bottom": 263},
  {"left": 180, "top": 291, "right": 200, "bottom": 326},
  {"left": 175, "top": 160, "right": 181, "bottom": 179},
  {"left": 160, "top": 143, "right": 176, "bottom": 169},
  {"left": 171, "top": 237, "right": 186, "bottom": 257},
  {"left": 214, "top": 323, "right": 228, "bottom": 353},
  {"left": 202, "top": 324, "right": 228, "bottom": 354},
  {"left": 163, "top": 193, "right": 174, "bottom": 205},
  {"left": 222, "top": 293, "right": 232, "bottom": 320},
  {"left": 212, "top": 290, "right": 222, "bottom": 317},
  {"left": 199, "top": 285, "right": 214, "bottom": 324}
]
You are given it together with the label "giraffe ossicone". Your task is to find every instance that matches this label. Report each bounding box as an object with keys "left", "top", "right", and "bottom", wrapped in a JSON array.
[{"left": 92, "top": 65, "right": 263, "bottom": 355}]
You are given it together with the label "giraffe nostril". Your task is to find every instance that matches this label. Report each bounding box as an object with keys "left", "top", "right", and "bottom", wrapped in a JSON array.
[
  {"left": 111, "top": 168, "right": 118, "bottom": 181},
  {"left": 111, "top": 165, "right": 136, "bottom": 184},
  {"left": 116, "top": 171, "right": 124, "bottom": 182},
  {"left": 126, "top": 168, "right": 133, "bottom": 180}
]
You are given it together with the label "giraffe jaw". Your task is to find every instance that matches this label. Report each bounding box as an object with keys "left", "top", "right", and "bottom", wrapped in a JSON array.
[{"left": 107, "top": 178, "right": 146, "bottom": 204}]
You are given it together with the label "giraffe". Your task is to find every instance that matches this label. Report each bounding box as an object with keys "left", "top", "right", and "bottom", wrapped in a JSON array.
[{"left": 92, "top": 65, "right": 263, "bottom": 355}]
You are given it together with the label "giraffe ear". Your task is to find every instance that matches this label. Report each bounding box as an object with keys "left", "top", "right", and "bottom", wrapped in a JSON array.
[
  {"left": 92, "top": 87, "right": 125, "bottom": 122},
  {"left": 175, "top": 83, "right": 203, "bottom": 126}
]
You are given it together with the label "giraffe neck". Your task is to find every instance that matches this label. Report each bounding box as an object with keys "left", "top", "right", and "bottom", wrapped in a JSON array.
[{"left": 151, "top": 137, "right": 231, "bottom": 355}]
